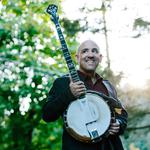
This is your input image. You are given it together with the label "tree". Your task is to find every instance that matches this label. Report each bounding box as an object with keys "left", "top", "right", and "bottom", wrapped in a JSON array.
[
  {"left": 133, "top": 17, "right": 150, "bottom": 38},
  {"left": 78, "top": 0, "right": 123, "bottom": 87},
  {"left": 79, "top": 0, "right": 112, "bottom": 69},
  {"left": 0, "top": 0, "right": 80, "bottom": 149}
]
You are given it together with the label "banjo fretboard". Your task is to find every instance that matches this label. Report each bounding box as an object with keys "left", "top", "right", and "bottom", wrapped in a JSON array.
[{"left": 46, "top": 5, "right": 80, "bottom": 82}]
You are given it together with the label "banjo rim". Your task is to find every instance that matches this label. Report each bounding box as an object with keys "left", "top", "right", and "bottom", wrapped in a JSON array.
[{"left": 63, "top": 90, "right": 113, "bottom": 143}]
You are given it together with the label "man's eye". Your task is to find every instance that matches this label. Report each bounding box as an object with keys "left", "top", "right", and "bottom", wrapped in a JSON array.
[
  {"left": 92, "top": 48, "right": 98, "bottom": 53},
  {"left": 82, "top": 49, "right": 88, "bottom": 53}
]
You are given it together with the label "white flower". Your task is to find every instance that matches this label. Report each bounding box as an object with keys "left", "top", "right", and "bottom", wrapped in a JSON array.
[{"left": 19, "top": 96, "right": 31, "bottom": 115}]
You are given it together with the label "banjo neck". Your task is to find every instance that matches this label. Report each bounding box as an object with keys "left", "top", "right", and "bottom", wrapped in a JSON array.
[
  {"left": 46, "top": 5, "right": 80, "bottom": 83},
  {"left": 55, "top": 22, "right": 80, "bottom": 82}
]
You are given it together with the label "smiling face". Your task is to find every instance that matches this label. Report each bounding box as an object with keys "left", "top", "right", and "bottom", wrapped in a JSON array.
[{"left": 76, "top": 40, "right": 102, "bottom": 75}]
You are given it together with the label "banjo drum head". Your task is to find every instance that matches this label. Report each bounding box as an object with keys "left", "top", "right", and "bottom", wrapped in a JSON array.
[{"left": 65, "top": 91, "right": 111, "bottom": 143}]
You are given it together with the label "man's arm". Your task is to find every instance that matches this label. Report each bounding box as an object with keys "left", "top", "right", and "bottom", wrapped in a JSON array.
[
  {"left": 105, "top": 80, "right": 128, "bottom": 135},
  {"left": 42, "top": 78, "right": 75, "bottom": 122},
  {"left": 115, "top": 105, "right": 128, "bottom": 135}
]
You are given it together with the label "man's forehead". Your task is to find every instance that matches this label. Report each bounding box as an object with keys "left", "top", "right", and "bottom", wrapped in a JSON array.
[{"left": 78, "top": 40, "right": 100, "bottom": 52}]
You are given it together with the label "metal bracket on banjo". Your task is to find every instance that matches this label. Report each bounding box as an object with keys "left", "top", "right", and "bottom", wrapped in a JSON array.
[{"left": 86, "top": 123, "right": 99, "bottom": 140}]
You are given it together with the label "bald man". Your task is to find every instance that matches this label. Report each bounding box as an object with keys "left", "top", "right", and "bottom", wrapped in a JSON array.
[{"left": 42, "top": 40, "right": 128, "bottom": 150}]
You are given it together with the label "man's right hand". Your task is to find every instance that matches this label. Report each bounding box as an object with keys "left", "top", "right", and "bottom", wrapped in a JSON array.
[{"left": 69, "top": 80, "right": 86, "bottom": 98}]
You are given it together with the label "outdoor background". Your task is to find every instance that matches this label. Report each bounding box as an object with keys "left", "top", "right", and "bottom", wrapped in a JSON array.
[{"left": 0, "top": 0, "right": 150, "bottom": 150}]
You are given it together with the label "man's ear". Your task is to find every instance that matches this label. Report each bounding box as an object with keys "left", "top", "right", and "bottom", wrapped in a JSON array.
[
  {"left": 99, "top": 54, "right": 103, "bottom": 63},
  {"left": 76, "top": 54, "right": 79, "bottom": 63}
]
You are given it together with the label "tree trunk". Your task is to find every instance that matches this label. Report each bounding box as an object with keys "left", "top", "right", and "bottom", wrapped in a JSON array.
[{"left": 102, "top": 1, "right": 111, "bottom": 70}]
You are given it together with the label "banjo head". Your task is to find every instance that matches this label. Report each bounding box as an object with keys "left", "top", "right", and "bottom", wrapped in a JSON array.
[{"left": 64, "top": 91, "right": 111, "bottom": 143}]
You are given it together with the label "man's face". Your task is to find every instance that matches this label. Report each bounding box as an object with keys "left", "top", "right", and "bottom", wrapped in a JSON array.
[{"left": 76, "top": 40, "right": 102, "bottom": 74}]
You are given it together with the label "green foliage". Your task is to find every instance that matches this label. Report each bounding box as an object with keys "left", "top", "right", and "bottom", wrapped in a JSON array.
[
  {"left": 133, "top": 18, "right": 150, "bottom": 30},
  {"left": 32, "top": 119, "right": 63, "bottom": 150},
  {"left": 133, "top": 18, "right": 150, "bottom": 37},
  {"left": 2, "top": 0, "right": 148, "bottom": 149},
  {"left": 0, "top": 0, "right": 79, "bottom": 149},
  {"left": 61, "top": 18, "right": 82, "bottom": 37}
]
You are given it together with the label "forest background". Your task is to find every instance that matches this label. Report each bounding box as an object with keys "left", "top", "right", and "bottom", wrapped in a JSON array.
[{"left": 0, "top": 0, "right": 150, "bottom": 150}]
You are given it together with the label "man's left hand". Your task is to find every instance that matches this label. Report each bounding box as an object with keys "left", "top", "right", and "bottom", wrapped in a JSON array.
[{"left": 108, "top": 119, "right": 120, "bottom": 135}]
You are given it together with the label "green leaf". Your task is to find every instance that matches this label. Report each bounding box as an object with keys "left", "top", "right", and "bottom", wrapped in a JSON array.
[{"left": 2, "top": 0, "right": 8, "bottom": 5}]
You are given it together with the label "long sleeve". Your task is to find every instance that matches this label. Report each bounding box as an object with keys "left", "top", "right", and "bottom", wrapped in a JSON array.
[
  {"left": 42, "top": 77, "right": 76, "bottom": 122},
  {"left": 103, "top": 80, "right": 128, "bottom": 135},
  {"left": 115, "top": 104, "right": 128, "bottom": 135},
  {"left": 110, "top": 84, "right": 128, "bottom": 135},
  {"left": 109, "top": 83, "right": 128, "bottom": 135}
]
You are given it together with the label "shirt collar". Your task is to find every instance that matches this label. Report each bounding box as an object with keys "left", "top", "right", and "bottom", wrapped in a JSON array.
[{"left": 77, "top": 70, "right": 103, "bottom": 82}]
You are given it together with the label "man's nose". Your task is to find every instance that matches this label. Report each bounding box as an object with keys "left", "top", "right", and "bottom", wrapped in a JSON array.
[{"left": 87, "top": 51, "right": 94, "bottom": 57}]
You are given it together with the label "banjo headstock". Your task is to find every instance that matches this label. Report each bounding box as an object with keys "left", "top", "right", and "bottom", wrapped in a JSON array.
[{"left": 46, "top": 4, "right": 59, "bottom": 23}]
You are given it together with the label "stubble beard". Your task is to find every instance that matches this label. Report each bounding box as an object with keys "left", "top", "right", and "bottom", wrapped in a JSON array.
[{"left": 79, "top": 63, "right": 98, "bottom": 74}]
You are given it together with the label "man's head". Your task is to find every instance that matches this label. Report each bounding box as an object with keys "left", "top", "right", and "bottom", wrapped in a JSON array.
[{"left": 76, "top": 40, "right": 102, "bottom": 75}]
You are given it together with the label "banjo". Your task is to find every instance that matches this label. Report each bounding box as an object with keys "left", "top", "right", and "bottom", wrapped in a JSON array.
[{"left": 46, "top": 4, "right": 121, "bottom": 143}]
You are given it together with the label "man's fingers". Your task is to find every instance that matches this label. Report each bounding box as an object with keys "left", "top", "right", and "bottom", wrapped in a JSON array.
[
  {"left": 75, "top": 88, "right": 86, "bottom": 93},
  {"left": 109, "top": 129, "right": 119, "bottom": 135},
  {"left": 109, "top": 126, "right": 120, "bottom": 130},
  {"left": 69, "top": 79, "right": 86, "bottom": 98},
  {"left": 108, "top": 122, "right": 120, "bottom": 135},
  {"left": 73, "top": 87, "right": 86, "bottom": 97},
  {"left": 109, "top": 127, "right": 119, "bottom": 135},
  {"left": 69, "top": 77, "right": 83, "bottom": 84},
  {"left": 109, "top": 127, "right": 119, "bottom": 132},
  {"left": 109, "top": 131, "right": 115, "bottom": 135},
  {"left": 70, "top": 84, "right": 85, "bottom": 91},
  {"left": 70, "top": 81, "right": 86, "bottom": 90},
  {"left": 76, "top": 91, "right": 86, "bottom": 98}
]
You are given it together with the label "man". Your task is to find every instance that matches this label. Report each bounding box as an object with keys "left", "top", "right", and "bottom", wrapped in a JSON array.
[{"left": 42, "top": 40, "right": 128, "bottom": 150}]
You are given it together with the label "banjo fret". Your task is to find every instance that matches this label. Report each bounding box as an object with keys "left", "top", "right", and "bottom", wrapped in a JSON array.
[{"left": 54, "top": 20, "right": 80, "bottom": 81}]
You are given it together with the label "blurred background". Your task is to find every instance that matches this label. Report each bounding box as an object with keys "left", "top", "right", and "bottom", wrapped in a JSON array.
[{"left": 0, "top": 0, "right": 150, "bottom": 149}]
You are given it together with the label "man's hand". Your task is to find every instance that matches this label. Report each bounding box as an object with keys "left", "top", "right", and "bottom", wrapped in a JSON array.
[
  {"left": 69, "top": 80, "right": 86, "bottom": 98},
  {"left": 108, "top": 118, "right": 120, "bottom": 135}
]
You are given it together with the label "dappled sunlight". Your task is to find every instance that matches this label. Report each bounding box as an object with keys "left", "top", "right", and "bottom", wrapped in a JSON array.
[{"left": 129, "top": 143, "right": 140, "bottom": 150}]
